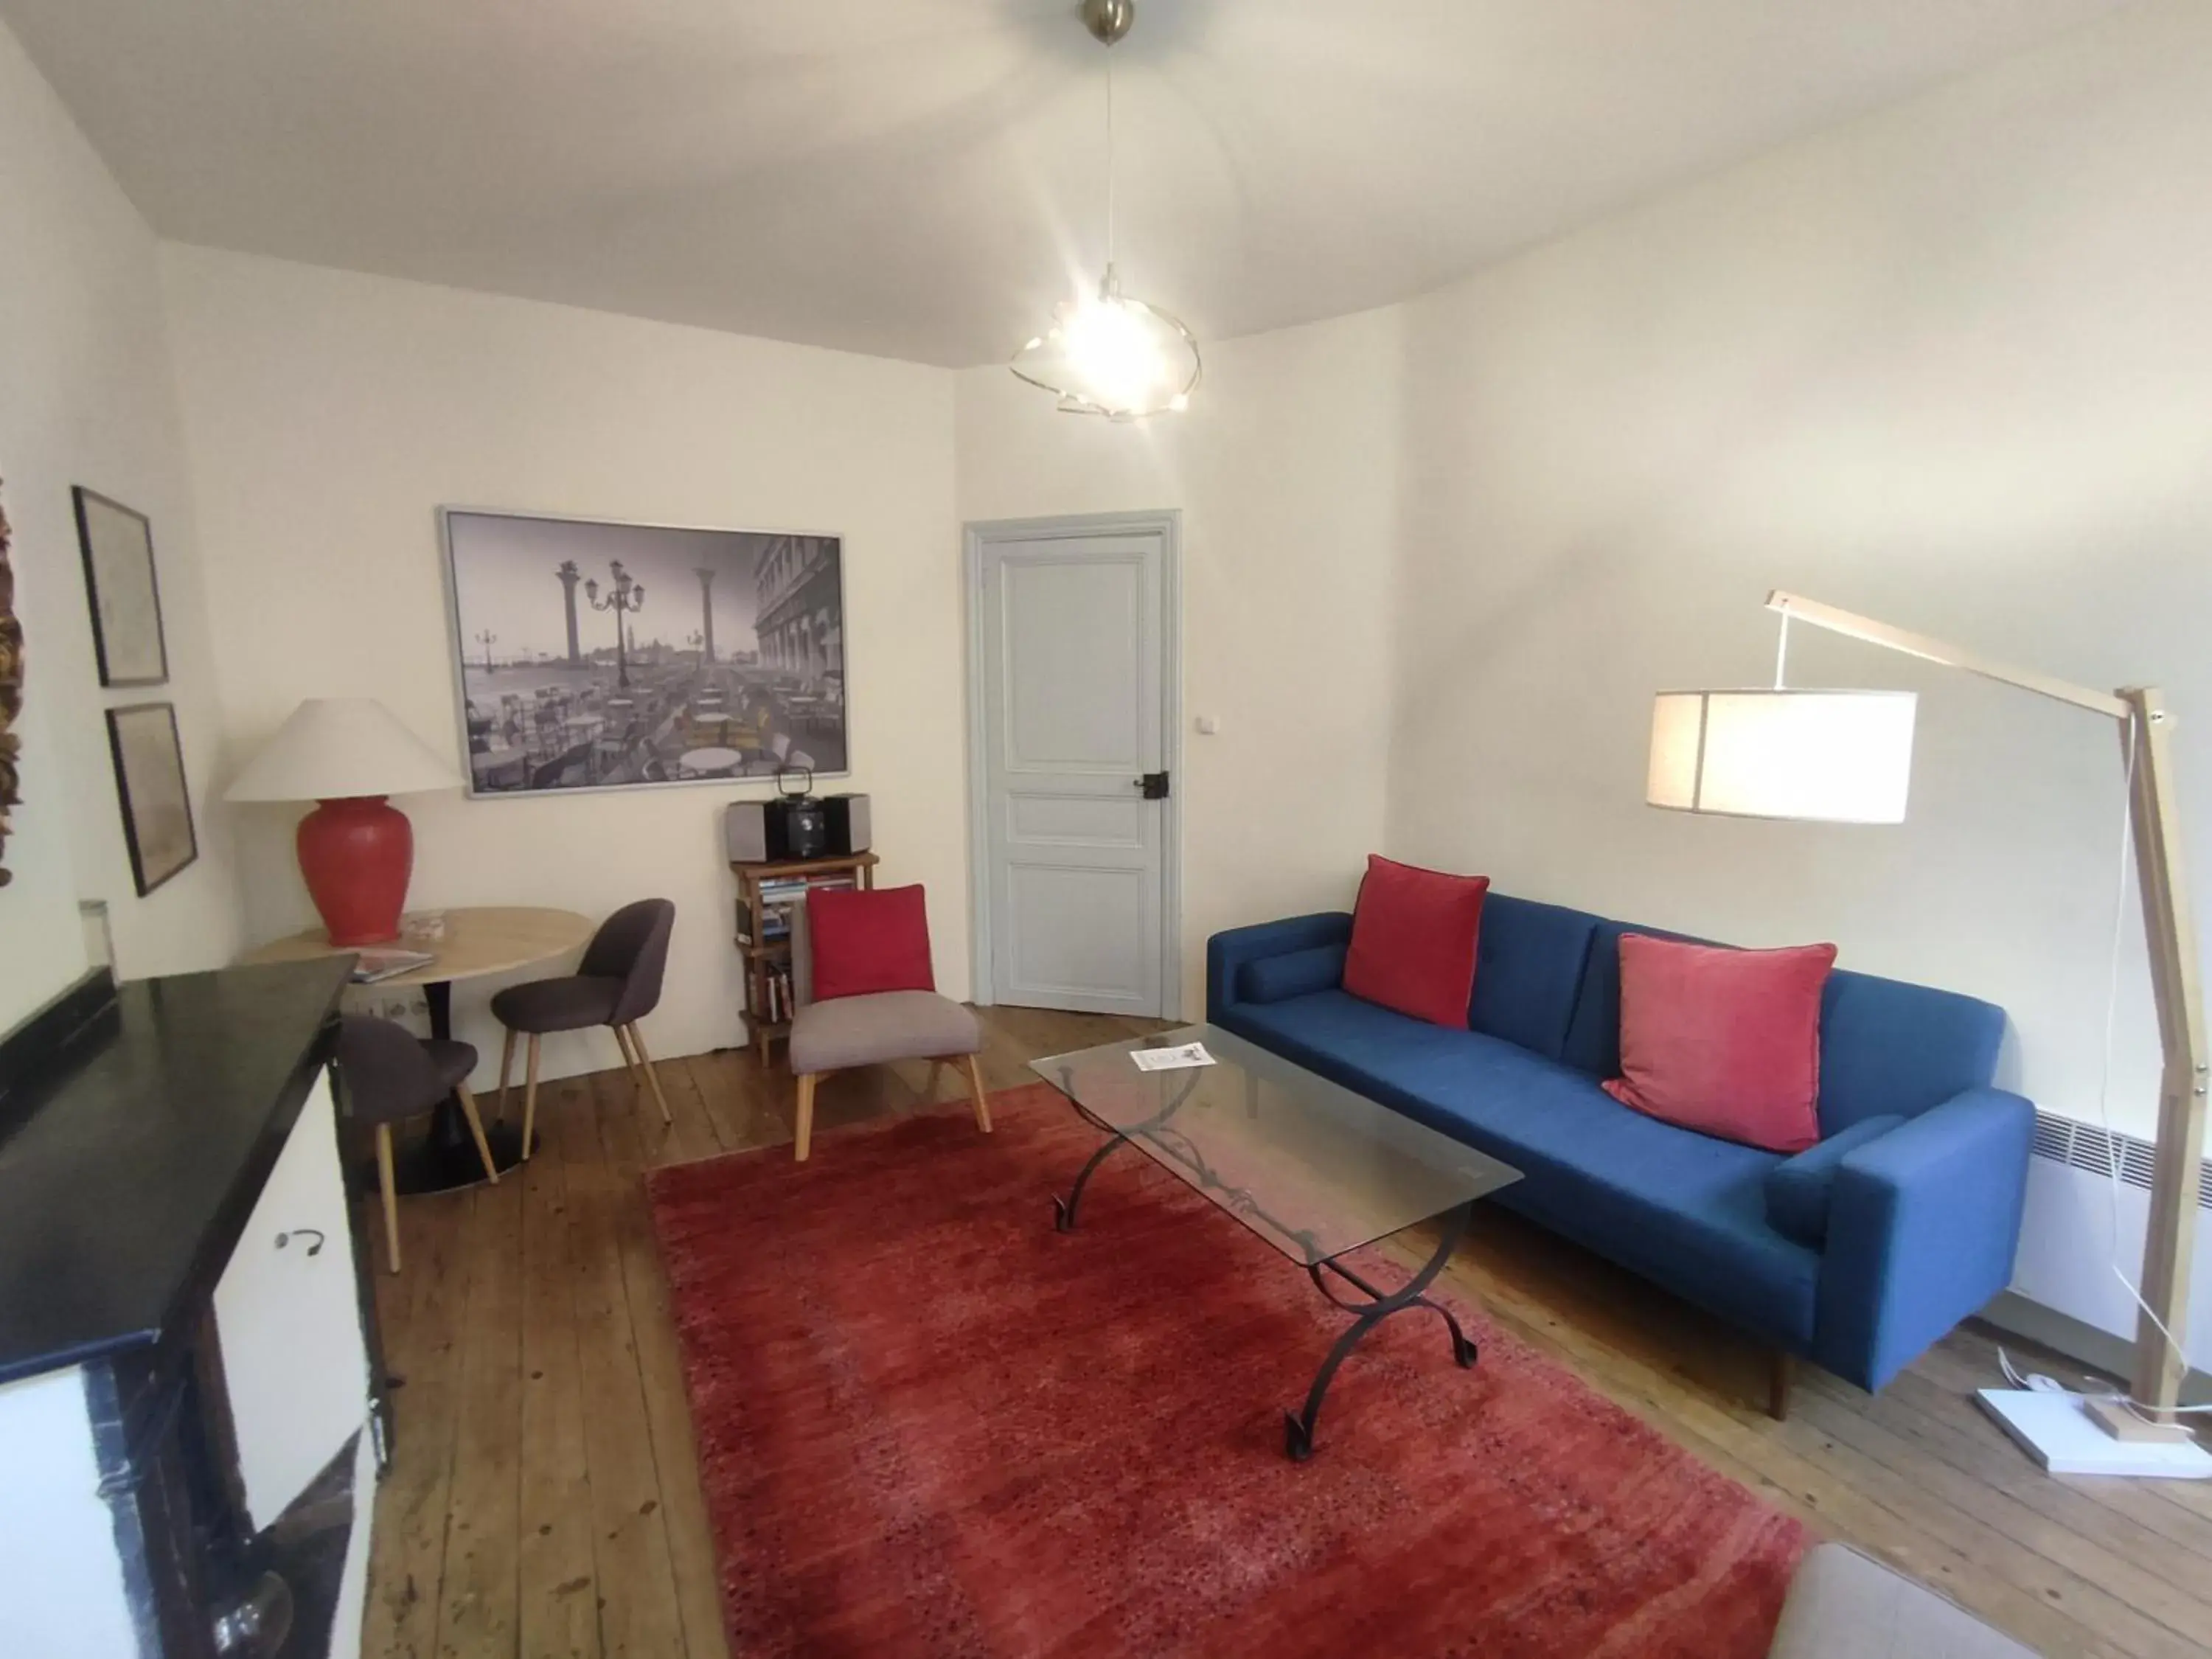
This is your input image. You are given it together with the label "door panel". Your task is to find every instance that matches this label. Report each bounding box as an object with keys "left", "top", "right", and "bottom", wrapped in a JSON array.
[{"left": 979, "top": 524, "right": 1171, "bottom": 1015}]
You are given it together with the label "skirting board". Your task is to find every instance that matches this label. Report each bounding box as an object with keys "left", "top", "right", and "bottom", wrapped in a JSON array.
[
  {"left": 1979, "top": 1292, "right": 2212, "bottom": 1408},
  {"left": 1978, "top": 1390, "right": 2212, "bottom": 1479}
]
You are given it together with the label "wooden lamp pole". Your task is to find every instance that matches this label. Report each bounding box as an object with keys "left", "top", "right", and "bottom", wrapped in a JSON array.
[{"left": 1765, "top": 592, "right": 2207, "bottom": 1435}]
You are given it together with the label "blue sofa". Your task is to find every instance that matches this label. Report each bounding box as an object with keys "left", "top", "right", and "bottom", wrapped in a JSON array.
[{"left": 1206, "top": 894, "right": 2035, "bottom": 1400}]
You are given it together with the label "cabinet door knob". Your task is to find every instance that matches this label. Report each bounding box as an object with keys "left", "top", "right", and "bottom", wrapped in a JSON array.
[{"left": 275, "top": 1228, "right": 325, "bottom": 1256}]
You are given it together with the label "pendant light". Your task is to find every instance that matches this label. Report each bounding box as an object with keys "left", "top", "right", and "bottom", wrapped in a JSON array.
[{"left": 1010, "top": 0, "right": 1201, "bottom": 421}]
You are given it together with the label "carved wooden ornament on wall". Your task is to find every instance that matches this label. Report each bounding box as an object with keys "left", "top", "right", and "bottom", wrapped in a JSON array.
[{"left": 0, "top": 482, "right": 21, "bottom": 886}]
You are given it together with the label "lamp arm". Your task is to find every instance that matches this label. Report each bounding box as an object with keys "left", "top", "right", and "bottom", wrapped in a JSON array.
[{"left": 1765, "top": 591, "right": 2129, "bottom": 721}]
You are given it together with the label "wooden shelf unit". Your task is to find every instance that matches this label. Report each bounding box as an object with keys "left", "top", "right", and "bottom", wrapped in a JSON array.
[{"left": 731, "top": 851, "right": 878, "bottom": 1062}]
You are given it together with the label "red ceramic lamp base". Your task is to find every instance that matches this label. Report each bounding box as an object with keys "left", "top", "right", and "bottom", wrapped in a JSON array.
[{"left": 297, "top": 796, "right": 414, "bottom": 946}]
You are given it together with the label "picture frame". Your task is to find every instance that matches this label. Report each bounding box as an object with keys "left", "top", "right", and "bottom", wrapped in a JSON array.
[
  {"left": 74, "top": 487, "right": 169, "bottom": 686},
  {"left": 105, "top": 702, "right": 198, "bottom": 896},
  {"left": 439, "top": 507, "right": 849, "bottom": 797}
]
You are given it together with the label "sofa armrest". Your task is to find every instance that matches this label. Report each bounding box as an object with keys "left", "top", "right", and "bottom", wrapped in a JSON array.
[
  {"left": 1206, "top": 913, "right": 1353, "bottom": 1024},
  {"left": 1812, "top": 1087, "right": 2033, "bottom": 1391}
]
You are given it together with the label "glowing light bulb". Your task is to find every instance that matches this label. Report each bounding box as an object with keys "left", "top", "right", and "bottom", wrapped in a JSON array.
[{"left": 1010, "top": 268, "right": 1200, "bottom": 418}]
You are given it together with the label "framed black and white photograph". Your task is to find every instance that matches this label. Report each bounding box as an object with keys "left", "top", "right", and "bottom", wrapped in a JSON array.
[
  {"left": 74, "top": 487, "right": 169, "bottom": 686},
  {"left": 440, "top": 509, "right": 847, "bottom": 796},
  {"left": 105, "top": 702, "right": 197, "bottom": 895}
]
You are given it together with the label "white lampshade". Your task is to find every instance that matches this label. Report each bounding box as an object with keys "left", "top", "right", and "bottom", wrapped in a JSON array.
[
  {"left": 1646, "top": 689, "right": 1916, "bottom": 824},
  {"left": 226, "top": 698, "right": 462, "bottom": 802}
]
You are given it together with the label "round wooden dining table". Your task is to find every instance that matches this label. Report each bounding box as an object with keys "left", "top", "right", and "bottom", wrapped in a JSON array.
[{"left": 242, "top": 905, "right": 594, "bottom": 1193}]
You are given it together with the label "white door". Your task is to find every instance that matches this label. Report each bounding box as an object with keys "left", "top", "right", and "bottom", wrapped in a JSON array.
[{"left": 972, "top": 515, "right": 1176, "bottom": 1016}]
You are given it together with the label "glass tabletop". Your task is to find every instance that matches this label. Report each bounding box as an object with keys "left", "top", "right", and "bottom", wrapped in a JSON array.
[{"left": 1031, "top": 1023, "right": 1521, "bottom": 1267}]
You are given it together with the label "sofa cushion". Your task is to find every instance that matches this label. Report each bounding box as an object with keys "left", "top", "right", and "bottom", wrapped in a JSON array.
[
  {"left": 1604, "top": 935, "right": 1834, "bottom": 1154},
  {"left": 1343, "top": 855, "right": 1489, "bottom": 1028},
  {"left": 789, "top": 990, "right": 979, "bottom": 1074},
  {"left": 1238, "top": 943, "right": 1346, "bottom": 1005},
  {"left": 1466, "top": 893, "right": 1599, "bottom": 1061},
  {"left": 1220, "top": 989, "right": 1820, "bottom": 1349},
  {"left": 1817, "top": 970, "right": 2005, "bottom": 1134},
  {"left": 1764, "top": 1116, "right": 1905, "bottom": 1245},
  {"left": 1769, "top": 1543, "right": 2039, "bottom": 1658}
]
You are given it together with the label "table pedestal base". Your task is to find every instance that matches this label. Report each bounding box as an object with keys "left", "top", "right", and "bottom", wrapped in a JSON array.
[
  {"left": 383, "top": 1119, "right": 534, "bottom": 1195},
  {"left": 380, "top": 977, "right": 531, "bottom": 1194}
]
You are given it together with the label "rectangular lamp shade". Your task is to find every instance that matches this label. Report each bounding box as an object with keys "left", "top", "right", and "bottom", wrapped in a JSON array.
[{"left": 1647, "top": 689, "right": 1916, "bottom": 824}]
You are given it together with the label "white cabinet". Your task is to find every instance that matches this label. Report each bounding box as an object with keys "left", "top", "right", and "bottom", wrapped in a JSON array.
[
  {"left": 0, "top": 1368, "right": 141, "bottom": 1658},
  {"left": 212, "top": 1071, "right": 369, "bottom": 1529}
]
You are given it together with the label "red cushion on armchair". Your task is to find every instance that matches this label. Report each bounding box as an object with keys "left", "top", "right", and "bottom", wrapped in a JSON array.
[{"left": 808, "top": 885, "right": 936, "bottom": 1001}]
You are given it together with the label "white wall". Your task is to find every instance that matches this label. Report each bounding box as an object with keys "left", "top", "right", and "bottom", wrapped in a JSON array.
[
  {"left": 956, "top": 306, "right": 1405, "bottom": 1014},
  {"left": 1380, "top": 0, "right": 2212, "bottom": 1143},
  {"left": 161, "top": 247, "right": 961, "bottom": 1082},
  {"left": 0, "top": 18, "right": 241, "bottom": 1035}
]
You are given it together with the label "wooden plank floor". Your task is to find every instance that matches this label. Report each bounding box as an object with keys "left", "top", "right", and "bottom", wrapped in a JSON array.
[{"left": 361, "top": 1006, "right": 2212, "bottom": 1659}]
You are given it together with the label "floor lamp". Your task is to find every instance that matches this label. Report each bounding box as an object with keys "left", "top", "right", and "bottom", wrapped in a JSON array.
[{"left": 1647, "top": 591, "right": 2208, "bottom": 1475}]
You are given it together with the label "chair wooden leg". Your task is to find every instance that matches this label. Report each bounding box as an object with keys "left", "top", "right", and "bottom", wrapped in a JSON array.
[
  {"left": 925, "top": 1058, "right": 946, "bottom": 1100},
  {"left": 375, "top": 1124, "right": 401, "bottom": 1275},
  {"left": 628, "top": 1023, "right": 673, "bottom": 1124},
  {"left": 612, "top": 1022, "right": 644, "bottom": 1086},
  {"left": 963, "top": 1054, "right": 993, "bottom": 1135},
  {"left": 495, "top": 1026, "right": 517, "bottom": 1122},
  {"left": 521, "top": 1034, "right": 542, "bottom": 1162},
  {"left": 1769, "top": 1350, "right": 1794, "bottom": 1422},
  {"left": 455, "top": 1082, "right": 500, "bottom": 1186},
  {"left": 794, "top": 1071, "right": 818, "bottom": 1161}
]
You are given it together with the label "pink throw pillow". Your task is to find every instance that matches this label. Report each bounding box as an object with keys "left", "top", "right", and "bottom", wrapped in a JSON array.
[
  {"left": 1602, "top": 934, "right": 1836, "bottom": 1153},
  {"left": 1341, "top": 855, "right": 1489, "bottom": 1029}
]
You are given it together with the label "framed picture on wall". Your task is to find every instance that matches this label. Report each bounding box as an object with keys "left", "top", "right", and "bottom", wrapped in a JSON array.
[
  {"left": 105, "top": 702, "right": 198, "bottom": 895},
  {"left": 439, "top": 507, "right": 848, "bottom": 796},
  {"left": 74, "top": 487, "right": 170, "bottom": 686}
]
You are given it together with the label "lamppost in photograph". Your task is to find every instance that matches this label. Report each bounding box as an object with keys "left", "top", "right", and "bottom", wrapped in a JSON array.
[{"left": 585, "top": 560, "right": 646, "bottom": 689}]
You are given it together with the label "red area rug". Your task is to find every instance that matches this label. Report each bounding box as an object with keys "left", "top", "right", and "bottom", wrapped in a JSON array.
[{"left": 646, "top": 1084, "right": 1807, "bottom": 1658}]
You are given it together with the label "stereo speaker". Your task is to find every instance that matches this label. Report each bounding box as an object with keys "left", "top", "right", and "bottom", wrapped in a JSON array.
[
  {"left": 822, "top": 793, "right": 872, "bottom": 856},
  {"left": 725, "top": 798, "right": 829, "bottom": 863}
]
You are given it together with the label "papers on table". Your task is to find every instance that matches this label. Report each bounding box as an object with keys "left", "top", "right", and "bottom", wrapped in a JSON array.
[
  {"left": 351, "top": 947, "right": 436, "bottom": 984},
  {"left": 1130, "top": 1042, "right": 1216, "bottom": 1072}
]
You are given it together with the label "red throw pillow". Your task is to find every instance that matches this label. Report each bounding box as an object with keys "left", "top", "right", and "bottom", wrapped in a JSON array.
[
  {"left": 808, "top": 885, "right": 936, "bottom": 1001},
  {"left": 1341, "top": 855, "right": 1489, "bottom": 1029},
  {"left": 1602, "top": 934, "right": 1836, "bottom": 1153}
]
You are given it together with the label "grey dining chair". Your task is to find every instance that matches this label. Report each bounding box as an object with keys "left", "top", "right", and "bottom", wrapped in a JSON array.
[
  {"left": 335, "top": 1014, "right": 498, "bottom": 1273},
  {"left": 490, "top": 898, "right": 675, "bottom": 1158}
]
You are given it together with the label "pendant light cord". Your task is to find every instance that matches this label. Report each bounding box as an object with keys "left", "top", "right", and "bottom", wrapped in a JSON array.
[{"left": 1105, "top": 48, "right": 1117, "bottom": 274}]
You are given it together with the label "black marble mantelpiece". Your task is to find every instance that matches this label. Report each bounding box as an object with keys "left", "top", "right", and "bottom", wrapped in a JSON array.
[{"left": 0, "top": 956, "right": 355, "bottom": 1387}]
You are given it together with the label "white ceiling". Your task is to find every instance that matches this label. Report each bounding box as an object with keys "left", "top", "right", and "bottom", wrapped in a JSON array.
[{"left": 3, "top": 1, "right": 2129, "bottom": 367}]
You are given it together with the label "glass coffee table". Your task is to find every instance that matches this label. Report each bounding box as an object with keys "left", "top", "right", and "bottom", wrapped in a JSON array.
[{"left": 1032, "top": 1023, "right": 1522, "bottom": 1461}]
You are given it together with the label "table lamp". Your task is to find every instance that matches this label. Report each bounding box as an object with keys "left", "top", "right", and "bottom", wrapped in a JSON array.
[
  {"left": 227, "top": 698, "right": 462, "bottom": 946},
  {"left": 1649, "top": 591, "right": 2209, "bottom": 1478}
]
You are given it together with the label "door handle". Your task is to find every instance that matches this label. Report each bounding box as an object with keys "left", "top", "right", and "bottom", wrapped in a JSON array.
[{"left": 1136, "top": 771, "right": 1170, "bottom": 800}]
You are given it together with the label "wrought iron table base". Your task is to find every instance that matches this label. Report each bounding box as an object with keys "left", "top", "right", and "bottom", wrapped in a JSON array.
[
  {"left": 1050, "top": 1072, "right": 1481, "bottom": 1462},
  {"left": 1284, "top": 1198, "right": 1477, "bottom": 1461}
]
